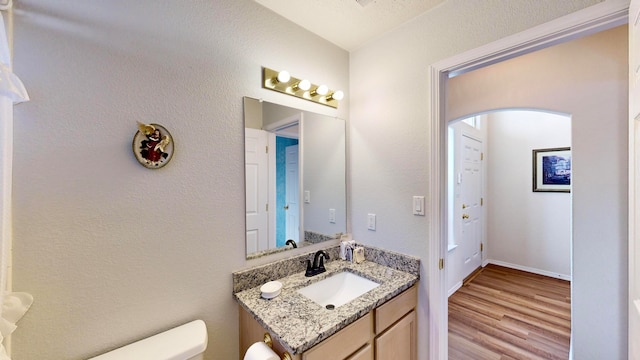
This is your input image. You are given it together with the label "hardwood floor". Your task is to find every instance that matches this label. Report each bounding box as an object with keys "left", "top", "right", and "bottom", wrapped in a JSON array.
[{"left": 448, "top": 264, "right": 571, "bottom": 360}]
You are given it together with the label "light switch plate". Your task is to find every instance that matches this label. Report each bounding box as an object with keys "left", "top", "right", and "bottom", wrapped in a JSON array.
[
  {"left": 329, "top": 208, "right": 336, "bottom": 223},
  {"left": 413, "top": 196, "right": 425, "bottom": 216},
  {"left": 367, "top": 213, "right": 376, "bottom": 231},
  {"left": 304, "top": 190, "right": 311, "bottom": 203}
]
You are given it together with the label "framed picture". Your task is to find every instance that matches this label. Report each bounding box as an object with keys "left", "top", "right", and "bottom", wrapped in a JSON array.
[{"left": 532, "top": 147, "right": 571, "bottom": 192}]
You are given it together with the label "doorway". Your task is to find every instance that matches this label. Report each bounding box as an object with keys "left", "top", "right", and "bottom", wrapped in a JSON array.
[
  {"left": 427, "top": 6, "right": 628, "bottom": 359},
  {"left": 446, "top": 110, "right": 573, "bottom": 356},
  {"left": 447, "top": 110, "right": 572, "bottom": 296}
]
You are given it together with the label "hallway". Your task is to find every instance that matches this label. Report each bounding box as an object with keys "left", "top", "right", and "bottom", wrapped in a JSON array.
[{"left": 448, "top": 265, "right": 571, "bottom": 360}]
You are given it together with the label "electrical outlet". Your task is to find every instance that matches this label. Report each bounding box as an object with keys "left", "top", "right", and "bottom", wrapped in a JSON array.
[{"left": 367, "top": 213, "right": 376, "bottom": 231}]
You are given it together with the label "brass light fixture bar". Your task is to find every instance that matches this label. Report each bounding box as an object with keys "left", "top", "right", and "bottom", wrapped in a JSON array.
[{"left": 262, "top": 67, "right": 344, "bottom": 109}]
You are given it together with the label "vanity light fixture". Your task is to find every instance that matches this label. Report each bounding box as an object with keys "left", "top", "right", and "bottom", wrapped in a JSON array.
[{"left": 262, "top": 67, "right": 344, "bottom": 108}]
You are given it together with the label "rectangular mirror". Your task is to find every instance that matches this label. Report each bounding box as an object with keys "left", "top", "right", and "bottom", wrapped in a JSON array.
[{"left": 244, "top": 97, "right": 346, "bottom": 259}]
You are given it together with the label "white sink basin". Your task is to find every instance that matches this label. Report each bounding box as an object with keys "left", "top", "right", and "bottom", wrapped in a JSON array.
[{"left": 297, "top": 272, "right": 380, "bottom": 308}]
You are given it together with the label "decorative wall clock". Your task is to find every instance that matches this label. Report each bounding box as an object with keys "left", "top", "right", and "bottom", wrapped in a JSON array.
[{"left": 133, "top": 122, "right": 174, "bottom": 169}]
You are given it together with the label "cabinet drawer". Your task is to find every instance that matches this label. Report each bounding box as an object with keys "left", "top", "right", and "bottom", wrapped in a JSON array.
[
  {"left": 375, "top": 285, "right": 417, "bottom": 333},
  {"left": 303, "top": 313, "right": 373, "bottom": 360}
]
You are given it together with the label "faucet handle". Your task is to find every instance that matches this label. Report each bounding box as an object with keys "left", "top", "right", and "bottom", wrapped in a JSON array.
[{"left": 303, "top": 259, "right": 314, "bottom": 277}]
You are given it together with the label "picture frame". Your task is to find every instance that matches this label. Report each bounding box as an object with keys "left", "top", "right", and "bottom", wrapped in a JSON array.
[{"left": 532, "top": 147, "right": 571, "bottom": 193}]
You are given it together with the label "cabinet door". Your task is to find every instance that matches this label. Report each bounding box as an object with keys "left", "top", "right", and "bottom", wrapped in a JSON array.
[
  {"left": 303, "top": 313, "right": 372, "bottom": 360},
  {"left": 348, "top": 344, "right": 373, "bottom": 360},
  {"left": 375, "top": 310, "right": 416, "bottom": 360}
]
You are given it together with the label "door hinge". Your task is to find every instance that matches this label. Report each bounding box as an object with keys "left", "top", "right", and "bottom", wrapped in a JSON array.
[
  {"left": 480, "top": 242, "right": 484, "bottom": 252},
  {"left": 266, "top": 145, "right": 269, "bottom": 154},
  {"left": 266, "top": 204, "right": 268, "bottom": 212},
  {"left": 439, "top": 258, "right": 444, "bottom": 270},
  {"left": 481, "top": 198, "right": 484, "bottom": 206},
  {"left": 481, "top": 152, "right": 484, "bottom": 160}
]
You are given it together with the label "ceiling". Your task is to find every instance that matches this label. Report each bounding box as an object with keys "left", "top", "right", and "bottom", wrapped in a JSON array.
[{"left": 254, "top": 0, "right": 447, "bottom": 51}]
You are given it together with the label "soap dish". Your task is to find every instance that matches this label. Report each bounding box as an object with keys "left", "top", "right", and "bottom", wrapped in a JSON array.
[{"left": 260, "top": 281, "right": 282, "bottom": 299}]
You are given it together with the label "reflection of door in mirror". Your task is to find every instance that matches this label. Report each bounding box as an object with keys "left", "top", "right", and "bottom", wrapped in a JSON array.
[
  {"left": 245, "top": 127, "right": 269, "bottom": 254},
  {"left": 244, "top": 96, "right": 301, "bottom": 257},
  {"left": 284, "top": 144, "right": 299, "bottom": 244},
  {"left": 245, "top": 127, "right": 300, "bottom": 254}
]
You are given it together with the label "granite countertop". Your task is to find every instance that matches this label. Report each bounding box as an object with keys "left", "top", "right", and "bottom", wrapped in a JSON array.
[{"left": 234, "top": 258, "right": 419, "bottom": 355}]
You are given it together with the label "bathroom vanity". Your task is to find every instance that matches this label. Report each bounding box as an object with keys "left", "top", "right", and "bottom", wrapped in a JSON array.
[{"left": 233, "top": 246, "right": 419, "bottom": 360}]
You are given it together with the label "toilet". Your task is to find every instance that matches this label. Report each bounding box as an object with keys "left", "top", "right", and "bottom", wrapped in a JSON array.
[{"left": 89, "top": 320, "right": 208, "bottom": 360}]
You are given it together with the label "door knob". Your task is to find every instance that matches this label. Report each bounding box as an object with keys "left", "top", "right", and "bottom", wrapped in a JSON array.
[
  {"left": 462, "top": 214, "right": 469, "bottom": 219},
  {"left": 462, "top": 204, "right": 468, "bottom": 209},
  {"left": 284, "top": 205, "right": 289, "bottom": 210}
]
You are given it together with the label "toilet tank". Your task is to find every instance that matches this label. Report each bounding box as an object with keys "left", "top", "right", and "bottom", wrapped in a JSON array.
[{"left": 89, "top": 320, "right": 208, "bottom": 360}]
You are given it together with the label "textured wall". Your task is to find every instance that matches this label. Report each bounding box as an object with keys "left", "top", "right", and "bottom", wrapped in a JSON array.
[{"left": 10, "top": 1, "right": 348, "bottom": 359}]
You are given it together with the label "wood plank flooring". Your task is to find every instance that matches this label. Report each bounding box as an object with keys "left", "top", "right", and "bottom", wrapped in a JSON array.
[{"left": 448, "top": 264, "right": 571, "bottom": 360}]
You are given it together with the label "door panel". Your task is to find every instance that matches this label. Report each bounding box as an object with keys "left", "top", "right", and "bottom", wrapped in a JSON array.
[
  {"left": 460, "top": 134, "right": 483, "bottom": 279},
  {"left": 285, "top": 144, "right": 299, "bottom": 243},
  {"left": 245, "top": 128, "right": 269, "bottom": 253}
]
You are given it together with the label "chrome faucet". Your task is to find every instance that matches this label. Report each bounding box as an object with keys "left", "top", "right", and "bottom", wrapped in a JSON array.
[
  {"left": 305, "top": 250, "right": 330, "bottom": 277},
  {"left": 285, "top": 239, "right": 297, "bottom": 248}
]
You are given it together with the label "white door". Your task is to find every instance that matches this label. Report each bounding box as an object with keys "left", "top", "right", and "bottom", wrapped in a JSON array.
[
  {"left": 285, "top": 144, "right": 299, "bottom": 243},
  {"left": 629, "top": 2, "right": 640, "bottom": 358},
  {"left": 245, "top": 128, "right": 269, "bottom": 253},
  {"left": 459, "top": 134, "right": 482, "bottom": 279}
]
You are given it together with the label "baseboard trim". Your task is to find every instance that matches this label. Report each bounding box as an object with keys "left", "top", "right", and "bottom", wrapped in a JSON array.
[
  {"left": 486, "top": 259, "right": 572, "bottom": 281},
  {"left": 447, "top": 281, "right": 462, "bottom": 297}
]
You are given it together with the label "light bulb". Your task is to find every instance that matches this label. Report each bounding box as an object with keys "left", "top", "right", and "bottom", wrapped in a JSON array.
[
  {"left": 312, "top": 84, "right": 329, "bottom": 97},
  {"left": 327, "top": 90, "right": 344, "bottom": 101},
  {"left": 316, "top": 85, "right": 328, "bottom": 95},
  {"left": 296, "top": 79, "right": 311, "bottom": 91},
  {"left": 276, "top": 70, "right": 290, "bottom": 84}
]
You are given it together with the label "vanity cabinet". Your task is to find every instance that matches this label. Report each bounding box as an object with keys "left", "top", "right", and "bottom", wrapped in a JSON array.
[{"left": 239, "top": 285, "right": 417, "bottom": 360}]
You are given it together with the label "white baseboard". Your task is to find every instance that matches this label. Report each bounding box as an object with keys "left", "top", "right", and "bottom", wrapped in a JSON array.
[
  {"left": 486, "top": 259, "right": 572, "bottom": 281},
  {"left": 447, "top": 281, "right": 462, "bottom": 298}
]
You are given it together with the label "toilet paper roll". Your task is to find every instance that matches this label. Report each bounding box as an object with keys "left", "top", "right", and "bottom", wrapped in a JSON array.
[{"left": 243, "top": 341, "right": 280, "bottom": 360}]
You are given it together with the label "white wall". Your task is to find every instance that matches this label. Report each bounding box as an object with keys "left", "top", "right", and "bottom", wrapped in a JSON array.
[
  {"left": 486, "top": 111, "right": 571, "bottom": 278},
  {"left": 447, "top": 25, "right": 627, "bottom": 359},
  {"left": 10, "top": 1, "right": 348, "bottom": 359},
  {"left": 349, "top": 0, "right": 605, "bottom": 358}
]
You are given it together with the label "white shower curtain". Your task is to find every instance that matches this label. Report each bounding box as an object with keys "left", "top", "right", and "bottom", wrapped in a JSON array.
[{"left": 0, "top": 10, "right": 31, "bottom": 360}]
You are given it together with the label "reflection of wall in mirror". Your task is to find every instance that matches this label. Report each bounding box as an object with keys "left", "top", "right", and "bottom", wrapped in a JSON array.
[
  {"left": 263, "top": 101, "right": 300, "bottom": 128},
  {"left": 244, "top": 97, "right": 263, "bottom": 129},
  {"left": 303, "top": 112, "right": 346, "bottom": 238}
]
